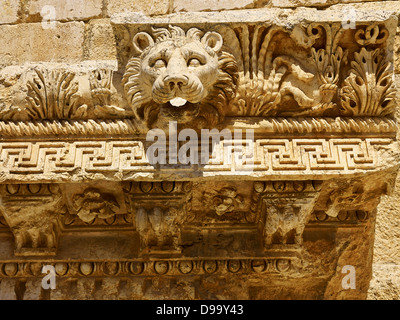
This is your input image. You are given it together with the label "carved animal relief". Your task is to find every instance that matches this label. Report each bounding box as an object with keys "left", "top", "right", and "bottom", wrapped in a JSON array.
[{"left": 122, "top": 25, "right": 238, "bottom": 128}]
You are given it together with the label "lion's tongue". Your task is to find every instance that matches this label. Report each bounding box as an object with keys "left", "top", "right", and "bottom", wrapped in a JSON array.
[{"left": 169, "top": 97, "right": 187, "bottom": 107}]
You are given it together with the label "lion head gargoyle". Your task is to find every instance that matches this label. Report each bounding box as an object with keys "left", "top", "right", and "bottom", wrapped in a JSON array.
[{"left": 122, "top": 25, "right": 238, "bottom": 129}]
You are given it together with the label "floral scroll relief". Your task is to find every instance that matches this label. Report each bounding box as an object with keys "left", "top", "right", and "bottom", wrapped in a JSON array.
[
  {"left": 340, "top": 47, "right": 396, "bottom": 116},
  {"left": 26, "top": 69, "right": 85, "bottom": 119},
  {"left": 220, "top": 22, "right": 395, "bottom": 118},
  {"left": 0, "top": 22, "right": 395, "bottom": 123},
  {"left": 0, "top": 67, "right": 125, "bottom": 121},
  {"left": 222, "top": 22, "right": 349, "bottom": 117},
  {"left": 300, "top": 23, "right": 348, "bottom": 116}
]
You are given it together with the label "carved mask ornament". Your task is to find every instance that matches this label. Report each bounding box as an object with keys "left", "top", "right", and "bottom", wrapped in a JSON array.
[{"left": 122, "top": 25, "right": 238, "bottom": 127}]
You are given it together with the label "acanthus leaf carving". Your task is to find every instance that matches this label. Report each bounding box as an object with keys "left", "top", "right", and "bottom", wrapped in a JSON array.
[
  {"left": 340, "top": 47, "right": 396, "bottom": 116},
  {"left": 254, "top": 181, "right": 320, "bottom": 247},
  {"left": 296, "top": 23, "right": 348, "bottom": 116},
  {"left": 0, "top": 20, "right": 396, "bottom": 124},
  {"left": 0, "top": 11, "right": 397, "bottom": 300},
  {"left": 26, "top": 69, "right": 85, "bottom": 120},
  {"left": 123, "top": 181, "right": 192, "bottom": 254},
  {"left": 0, "top": 66, "right": 129, "bottom": 122},
  {"left": 135, "top": 206, "right": 182, "bottom": 253}
]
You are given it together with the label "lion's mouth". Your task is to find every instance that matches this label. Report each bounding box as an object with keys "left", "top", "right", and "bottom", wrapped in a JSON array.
[
  {"left": 165, "top": 99, "right": 196, "bottom": 112},
  {"left": 161, "top": 98, "right": 200, "bottom": 122}
]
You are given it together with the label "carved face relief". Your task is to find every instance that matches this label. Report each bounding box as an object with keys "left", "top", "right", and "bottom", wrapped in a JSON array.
[
  {"left": 122, "top": 26, "right": 238, "bottom": 127},
  {"left": 145, "top": 39, "right": 220, "bottom": 104}
]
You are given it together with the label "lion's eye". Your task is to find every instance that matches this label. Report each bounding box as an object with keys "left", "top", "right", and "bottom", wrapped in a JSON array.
[
  {"left": 188, "top": 58, "right": 201, "bottom": 67},
  {"left": 153, "top": 59, "right": 166, "bottom": 69}
]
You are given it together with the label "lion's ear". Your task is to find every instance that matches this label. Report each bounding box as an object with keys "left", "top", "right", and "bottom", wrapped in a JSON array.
[
  {"left": 201, "top": 32, "right": 223, "bottom": 53},
  {"left": 132, "top": 32, "right": 154, "bottom": 54}
]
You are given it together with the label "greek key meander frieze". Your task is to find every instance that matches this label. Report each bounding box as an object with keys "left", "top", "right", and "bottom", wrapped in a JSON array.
[{"left": 0, "top": 137, "right": 394, "bottom": 181}]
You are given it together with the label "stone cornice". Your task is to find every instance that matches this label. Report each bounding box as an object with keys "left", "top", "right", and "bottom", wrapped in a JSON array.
[
  {"left": 0, "top": 6, "right": 398, "bottom": 300},
  {"left": 111, "top": 7, "right": 398, "bottom": 25}
]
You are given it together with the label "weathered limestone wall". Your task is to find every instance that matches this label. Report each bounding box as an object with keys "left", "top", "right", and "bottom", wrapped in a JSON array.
[{"left": 0, "top": 0, "right": 399, "bottom": 299}]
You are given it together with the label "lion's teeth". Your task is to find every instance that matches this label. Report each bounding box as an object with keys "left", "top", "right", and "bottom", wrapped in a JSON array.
[{"left": 169, "top": 97, "right": 187, "bottom": 107}]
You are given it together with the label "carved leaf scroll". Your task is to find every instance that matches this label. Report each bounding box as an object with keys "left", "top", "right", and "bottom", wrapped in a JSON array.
[
  {"left": 340, "top": 48, "right": 396, "bottom": 116},
  {"left": 355, "top": 23, "right": 389, "bottom": 46},
  {"left": 26, "top": 69, "right": 87, "bottom": 120}
]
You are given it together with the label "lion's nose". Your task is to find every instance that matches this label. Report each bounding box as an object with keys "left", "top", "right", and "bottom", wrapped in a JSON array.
[{"left": 164, "top": 75, "right": 188, "bottom": 90}]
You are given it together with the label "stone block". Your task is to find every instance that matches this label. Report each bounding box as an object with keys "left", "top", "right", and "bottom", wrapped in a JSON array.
[
  {"left": 0, "top": 21, "right": 85, "bottom": 67},
  {"left": 0, "top": 0, "right": 20, "bottom": 24},
  {"left": 107, "top": 0, "right": 170, "bottom": 17},
  {"left": 172, "top": 0, "right": 255, "bottom": 12},
  {"left": 271, "top": 0, "right": 377, "bottom": 7},
  {"left": 83, "top": 19, "right": 117, "bottom": 61},
  {"left": 0, "top": 3, "right": 397, "bottom": 301},
  {"left": 27, "top": 0, "right": 102, "bottom": 21}
]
